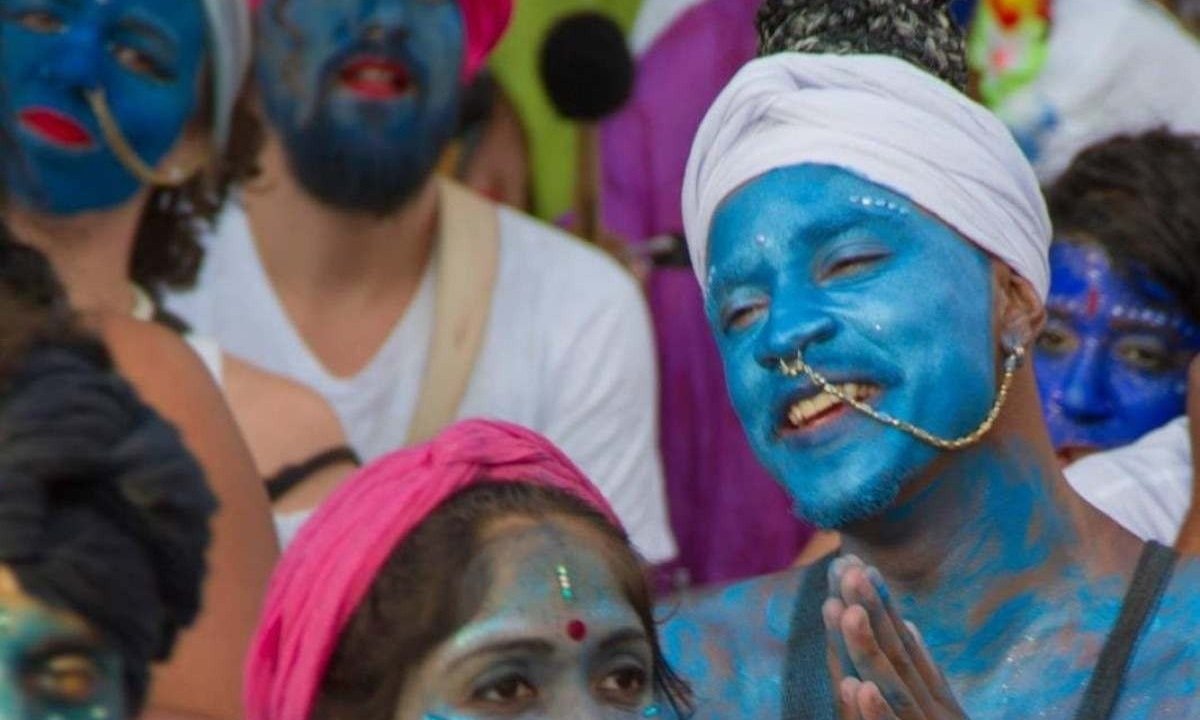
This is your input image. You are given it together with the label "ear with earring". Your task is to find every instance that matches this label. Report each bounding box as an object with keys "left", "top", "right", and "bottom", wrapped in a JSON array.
[{"left": 86, "top": 88, "right": 209, "bottom": 188}]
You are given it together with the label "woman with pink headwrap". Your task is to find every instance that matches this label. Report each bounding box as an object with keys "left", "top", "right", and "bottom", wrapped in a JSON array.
[{"left": 246, "top": 420, "right": 961, "bottom": 720}]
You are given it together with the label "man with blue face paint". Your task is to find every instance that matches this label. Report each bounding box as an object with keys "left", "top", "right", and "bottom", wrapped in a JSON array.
[
  {"left": 655, "top": 0, "right": 1200, "bottom": 717},
  {"left": 167, "top": 0, "right": 678, "bottom": 565}
]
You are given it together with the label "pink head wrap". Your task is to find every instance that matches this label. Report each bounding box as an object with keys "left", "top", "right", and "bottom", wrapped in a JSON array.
[
  {"left": 244, "top": 420, "right": 623, "bottom": 720},
  {"left": 246, "top": 0, "right": 512, "bottom": 80}
]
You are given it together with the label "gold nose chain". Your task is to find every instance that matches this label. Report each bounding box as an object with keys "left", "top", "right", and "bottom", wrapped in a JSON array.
[
  {"left": 86, "top": 88, "right": 204, "bottom": 187},
  {"left": 777, "top": 345, "right": 1024, "bottom": 451}
]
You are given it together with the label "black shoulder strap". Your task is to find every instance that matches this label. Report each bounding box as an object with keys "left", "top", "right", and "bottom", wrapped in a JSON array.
[
  {"left": 1074, "top": 541, "right": 1179, "bottom": 720},
  {"left": 265, "top": 446, "right": 361, "bottom": 502},
  {"left": 781, "top": 553, "right": 837, "bottom": 720}
]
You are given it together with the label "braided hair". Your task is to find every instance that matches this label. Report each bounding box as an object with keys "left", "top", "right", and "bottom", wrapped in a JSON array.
[
  {"left": 0, "top": 227, "right": 217, "bottom": 713},
  {"left": 756, "top": 0, "right": 970, "bottom": 91}
]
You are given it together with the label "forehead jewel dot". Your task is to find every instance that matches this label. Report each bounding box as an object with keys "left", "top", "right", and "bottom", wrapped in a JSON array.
[
  {"left": 643, "top": 705, "right": 662, "bottom": 717},
  {"left": 555, "top": 564, "right": 575, "bottom": 602}
]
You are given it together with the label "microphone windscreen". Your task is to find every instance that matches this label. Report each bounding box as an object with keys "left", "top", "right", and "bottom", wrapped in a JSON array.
[{"left": 539, "top": 11, "right": 635, "bottom": 122}]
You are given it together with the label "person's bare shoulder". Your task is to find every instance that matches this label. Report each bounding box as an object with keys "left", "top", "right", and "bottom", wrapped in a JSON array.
[{"left": 223, "top": 356, "right": 355, "bottom": 512}]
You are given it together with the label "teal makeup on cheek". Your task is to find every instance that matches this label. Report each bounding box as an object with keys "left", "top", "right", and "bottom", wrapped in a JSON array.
[
  {"left": 0, "top": 601, "right": 126, "bottom": 720},
  {"left": 255, "top": 0, "right": 465, "bottom": 213},
  {"left": 1035, "top": 242, "right": 1200, "bottom": 455},
  {"left": 0, "top": 0, "right": 208, "bottom": 214},
  {"left": 705, "top": 164, "right": 997, "bottom": 529}
]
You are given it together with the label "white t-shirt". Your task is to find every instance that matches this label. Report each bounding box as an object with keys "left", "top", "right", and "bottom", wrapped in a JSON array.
[
  {"left": 996, "top": 0, "right": 1200, "bottom": 182},
  {"left": 1066, "top": 416, "right": 1192, "bottom": 545},
  {"left": 167, "top": 201, "right": 677, "bottom": 563}
]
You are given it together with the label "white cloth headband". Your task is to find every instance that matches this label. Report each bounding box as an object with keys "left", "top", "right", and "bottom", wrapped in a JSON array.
[
  {"left": 202, "top": 0, "right": 253, "bottom": 152},
  {"left": 682, "top": 52, "right": 1052, "bottom": 299}
]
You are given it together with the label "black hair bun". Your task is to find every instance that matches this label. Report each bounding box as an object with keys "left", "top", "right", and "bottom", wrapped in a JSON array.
[
  {"left": 756, "top": 0, "right": 969, "bottom": 91},
  {"left": 0, "top": 238, "right": 217, "bottom": 714}
]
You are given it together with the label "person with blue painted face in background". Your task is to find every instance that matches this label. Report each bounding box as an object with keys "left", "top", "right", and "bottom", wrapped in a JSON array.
[
  {"left": 1030, "top": 131, "right": 1200, "bottom": 557},
  {"left": 1036, "top": 131, "right": 1200, "bottom": 467},
  {"left": 166, "top": 0, "right": 678, "bottom": 565},
  {"left": 653, "top": 0, "right": 1200, "bottom": 717},
  {"left": 0, "top": 236, "right": 215, "bottom": 720},
  {"left": 0, "top": 1, "right": 342, "bottom": 716}
]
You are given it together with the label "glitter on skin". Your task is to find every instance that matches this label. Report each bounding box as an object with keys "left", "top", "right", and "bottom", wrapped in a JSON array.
[
  {"left": 658, "top": 162, "right": 1200, "bottom": 718},
  {"left": 399, "top": 519, "right": 661, "bottom": 719}
]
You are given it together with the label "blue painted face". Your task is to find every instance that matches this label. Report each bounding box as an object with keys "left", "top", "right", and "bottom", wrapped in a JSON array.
[
  {"left": 706, "top": 165, "right": 999, "bottom": 529},
  {"left": 256, "top": 0, "right": 465, "bottom": 214},
  {"left": 0, "top": 569, "right": 127, "bottom": 720},
  {"left": 1035, "top": 242, "right": 1200, "bottom": 462},
  {"left": 0, "top": 0, "right": 209, "bottom": 214}
]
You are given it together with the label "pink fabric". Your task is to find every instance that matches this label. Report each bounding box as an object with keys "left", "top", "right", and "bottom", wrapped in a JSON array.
[
  {"left": 245, "top": 0, "right": 511, "bottom": 81},
  {"left": 459, "top": 0, "right": 513, "bottom": 80},
  {"left": 244, "top": 419, "right": 622, "bottom": 720}
]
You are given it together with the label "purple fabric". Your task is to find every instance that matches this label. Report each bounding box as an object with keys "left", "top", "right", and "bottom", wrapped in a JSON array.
[{"left": 601, "top": 0, "right": 814, "bottom": 587}]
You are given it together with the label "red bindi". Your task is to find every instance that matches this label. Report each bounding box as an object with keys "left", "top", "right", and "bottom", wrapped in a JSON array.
[
  {"left": 1086, "top": 286, "right": 1101, "bottom": 319},
  {"left": 566, "top": 619, "right": 588, "bottom": 642}
]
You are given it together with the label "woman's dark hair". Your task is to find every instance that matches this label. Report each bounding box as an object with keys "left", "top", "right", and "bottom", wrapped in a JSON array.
[
  {"left": 314, "top": 483, "right": 694, "bottom": 720},
  {"left": 1045, "top": 129, "right": 1200, "bottom": 322},
  {"left": 756, "top": 0, "right": 969, "bottom": 91},
  {"left": 0, "top": 228, "right": 217, "bottom": 713},
  {"left": 131, "top": 80, "right": 264, "bottom": 303}
]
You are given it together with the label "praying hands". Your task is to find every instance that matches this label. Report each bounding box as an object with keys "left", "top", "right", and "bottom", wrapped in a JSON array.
[{"left": 825, "top": 556, "right": 969, "bottom": 720}]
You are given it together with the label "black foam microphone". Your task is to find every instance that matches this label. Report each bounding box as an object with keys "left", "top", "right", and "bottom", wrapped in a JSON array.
[{"left": 539, "top": 12, "right": 635, "bottom": 243}]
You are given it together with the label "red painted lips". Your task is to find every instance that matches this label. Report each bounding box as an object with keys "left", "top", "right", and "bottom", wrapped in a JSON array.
[
  {"left": 338, "top": 57, "right": 413, "bottom": 100},
  {"left": 18, "top": 107, "right": 94, "bottom": 149}
]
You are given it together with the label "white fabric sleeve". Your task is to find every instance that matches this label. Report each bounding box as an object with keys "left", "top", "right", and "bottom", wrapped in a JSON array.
[
  {"left": 1065, "top": 416, "right": 1193, "bottom": 545},
  {"left": 539, "top": 269, "right": 678, "bottom": 565}
]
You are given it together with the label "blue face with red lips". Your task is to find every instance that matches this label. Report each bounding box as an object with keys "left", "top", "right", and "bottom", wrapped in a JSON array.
[
  {"left": 0, "top": 0, "right": 208, "bottom": 214},
  {"left": 255, "top": 0, "right": 465, "bottom": 214}
]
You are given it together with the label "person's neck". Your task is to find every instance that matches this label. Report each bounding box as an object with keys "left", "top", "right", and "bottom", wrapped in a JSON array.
[
  {"left": 839, "top": 374, "right": 1143, "bottom": 674},
  {"left": 243, "top": 134, "right": 437, "bottom": 306},
  {"left": 4, "top": 194, "right": 147, "bottom": 316}
]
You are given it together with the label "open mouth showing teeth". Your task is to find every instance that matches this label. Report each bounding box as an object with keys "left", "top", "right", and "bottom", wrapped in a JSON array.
[
  {"left": 338, "top": 58, "right": 413, "bottom": 100},
  {"left": 783, "top": 383, "right": 879, "bottom": 433}
]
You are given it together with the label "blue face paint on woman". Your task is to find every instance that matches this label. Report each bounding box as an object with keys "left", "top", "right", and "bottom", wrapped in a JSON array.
[
  {"left": 705, "top": 164, "right": 998, "bottom": 529},
  {"left": 256, "top": 0, "right": 465, "bottom": 214},
  {"left": 0, "top": 571, "right": 126, "bottom": 720},
  {"left": 1035, "top": 242, "right": 1200, "bottom": 463},
  {"left": 0, "top": 0, "right": 208, "bottom": 214}
]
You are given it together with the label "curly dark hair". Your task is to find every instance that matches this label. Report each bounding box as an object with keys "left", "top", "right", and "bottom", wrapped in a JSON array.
[
  {"left": 130, "top": 83, "right": 263, "bottom": 302},
  {"left": 756, "top": 0, "right": 969, "bottom": 91},
  {"left": 1045, "top": 129, "right": 1200, "bottom": 323},
  {"left": 314, "top": 482, "right": 694, "bottom": 720}
]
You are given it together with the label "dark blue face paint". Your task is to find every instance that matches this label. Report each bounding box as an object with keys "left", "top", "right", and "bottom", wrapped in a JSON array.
[
  {"left": 0, "top": 0, "right": 208, "bottom": 214},
  {"left": 705, "top": 164, "right": 997, "bottom": 529},
  {"left": 1035, "top": 242, "right": 1200, "bottom": 459},
  {"left": 256, "top": 0, "right": 465, "bottom": 214}
]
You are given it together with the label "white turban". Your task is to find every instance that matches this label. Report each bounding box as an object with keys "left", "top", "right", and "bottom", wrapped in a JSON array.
[
  {"left": 682, "top": 53, "right": 1053, "bottom": 299},
  {"left": 202, "top": 0, "right": 253, "bottom": 152}
]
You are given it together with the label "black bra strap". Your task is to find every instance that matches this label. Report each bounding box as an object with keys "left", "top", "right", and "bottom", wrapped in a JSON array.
[
  {"left": 265, "top": 446, "right": 361, "bottom": 502},
  {"left": 1074, "top": 541, "right": 1178, "bottom": 720}
]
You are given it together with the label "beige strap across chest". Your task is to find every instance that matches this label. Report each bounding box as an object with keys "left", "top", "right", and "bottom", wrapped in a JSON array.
[{"left": 405, "top": 179, "right": 501, "bottom": 445}]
